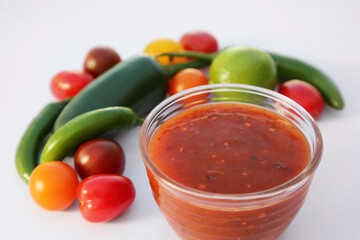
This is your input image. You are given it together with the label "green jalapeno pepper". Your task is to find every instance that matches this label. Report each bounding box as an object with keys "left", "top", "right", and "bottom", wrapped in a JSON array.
[
  {"left": 16, "top": 99, "right": 69, "bottom": 183},
  {"left": 269, "top": 52, "right": 344, "bottom": 110},
  {"left": 54, "top": 56, "right": 210, "bottom": 131},
  {"left": 40, "top": 107, "right": 143, "bottom": 164}
]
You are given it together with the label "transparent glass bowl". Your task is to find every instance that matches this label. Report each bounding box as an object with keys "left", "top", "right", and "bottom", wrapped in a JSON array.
[{"left": 139, "top": 84, "right": 323, "bottom": 240}]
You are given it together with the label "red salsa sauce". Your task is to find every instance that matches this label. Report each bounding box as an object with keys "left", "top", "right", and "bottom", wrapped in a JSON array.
[{"left": 149, "top": 102, "right": 310, "bottom": 194}]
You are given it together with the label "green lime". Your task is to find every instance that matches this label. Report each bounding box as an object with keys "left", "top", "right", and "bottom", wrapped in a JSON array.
[{"left": 209, "top": 46, "right": 277, "bottom": 90}]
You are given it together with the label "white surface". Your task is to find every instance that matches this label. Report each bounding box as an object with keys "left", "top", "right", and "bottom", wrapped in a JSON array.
[{"left": 1, "top": 0, "right": 360, "bottom": 239}]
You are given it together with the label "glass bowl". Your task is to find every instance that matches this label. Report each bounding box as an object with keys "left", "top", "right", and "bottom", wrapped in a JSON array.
[{"left": 139, "top": 83, "right": 323, "bottom": 240}]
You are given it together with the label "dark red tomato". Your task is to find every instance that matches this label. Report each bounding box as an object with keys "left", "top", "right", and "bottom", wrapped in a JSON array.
[
  {"left": 84, "top": 46, "right": 121, "bottom": 77},
  {"left": 278, "top": 80, "right": 325, "bottom": 119},
  {"left": 74, "top": 139, "right": 125, "bottom": 180},
  {"left": 50, "top": 71, "right": 94, "bottom": 100},
  {"left": 180, "top": 31, "right": 218, "bottom": 53},
  {"left": 77, "top": 174, "right": 136, "bottom": 223}
]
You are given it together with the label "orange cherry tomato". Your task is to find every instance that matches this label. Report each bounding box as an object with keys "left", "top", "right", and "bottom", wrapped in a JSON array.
[
  {"left": 168, "top": 68, "right": 208, "bottom": 96},
  {"left": 29, "top": 162, "right": 79, "bottom": 211},
  {"left": 144, "top": 38, "right": 187, "bottom": 65}
]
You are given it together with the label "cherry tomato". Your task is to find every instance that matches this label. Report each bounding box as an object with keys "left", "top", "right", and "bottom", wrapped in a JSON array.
[
  {"left": 29, "top": 162, "right": 79, "bottom": 211},
  {"left": 278, "top": 80, "right": 325, "bottom": 119},
  {"left": 77, "top": 174, "right": 136, "bottom": 223},
  {"left": 168, "top": 68, "right": 208, "bottom": 96},
  {"left": 50, "top": 71, "right": 94, "bottom": 100},
  {"left": 84, "top": 46, "right": 121, "bottom": 77},
  {"left": 180, "top": 31, "right": 218, "bottom": 53},
  {"left": 144, "top": 38, "right": 187, "bottom": 65},
  {"left": 74, "top": 139, "right": 125, "bottom": 180}
]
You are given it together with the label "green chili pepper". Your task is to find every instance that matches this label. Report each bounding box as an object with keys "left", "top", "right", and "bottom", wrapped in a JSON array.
[
  {"left": 40, "top": 107, "right": 143, "bottom": 164},
  {"left": 268, "top": 52, "right": 344, "bottom": 110},
  {"left": 160, "top": 50, "right": 344, "bottom": 110},
  {"left": 158, "top": 51, "right": 218, "bottom": 61},
  {"left": 54, "top": 55, "right": 209, "bottom": 131},
  {"left": 16, "top": 99, "right": 69, "bottom": 183}
]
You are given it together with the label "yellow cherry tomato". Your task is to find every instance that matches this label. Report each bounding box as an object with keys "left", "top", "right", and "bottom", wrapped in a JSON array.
[
  {"left": 29, "top": 162, "right": 79, "bottom": 211},
  {"left": 144, "top": 38, "right": 187, "bottom": 65}
]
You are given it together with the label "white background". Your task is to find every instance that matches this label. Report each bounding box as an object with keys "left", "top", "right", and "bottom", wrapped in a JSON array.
[{"left": 1, "top": 0, "right": 360, "bottom": 239}]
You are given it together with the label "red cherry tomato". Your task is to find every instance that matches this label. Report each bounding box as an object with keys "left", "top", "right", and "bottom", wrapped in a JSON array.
[
  {"left": 77, "top": 174, "right": 136, "bottom": 223},
  {"left": 74, "top": 139, "right": 125, "bottom": 180},
  {"left": 168, "top": 68, "right": 208, "bottom": 96},
  {"left": 180, "top": 31, "right": 218, "bottom": 53},
  {"left": 50, "top": 71, "right": 94, "bottom": 100},
  {"left": 84, "top": 46, "right": 121, "bottom": 77},
  {"left": 29, "top": 162, "right": 79, "bottom": 211},
  {"left": 278, "top": 80, "right": 325, "bottom": 119}
]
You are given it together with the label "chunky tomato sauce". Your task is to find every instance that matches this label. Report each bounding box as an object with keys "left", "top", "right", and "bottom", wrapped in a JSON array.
[
  {"left": 147, "top": 102, "right": 313, "bottom": 239},
  {"left": 149, "top": 103, "right": 310, "bottom": 194}
]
